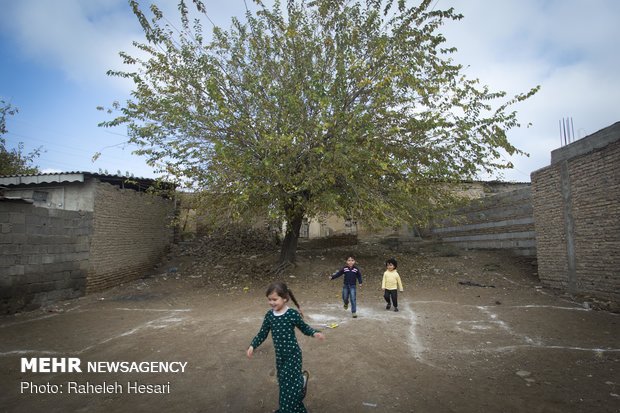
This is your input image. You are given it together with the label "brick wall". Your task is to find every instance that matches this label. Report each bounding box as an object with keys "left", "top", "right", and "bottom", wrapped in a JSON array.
[
  {"left": 531, "top": 123, "right": 620, "bottom": 305},
  {"left": 86, "top": 182, "right": 175, "bottom": 292},
  {"left": 530, "top": 167, "right": 567, "bottom": 290},
  {"left": 430, "top": 187, "right": 536, "bottom": 256},
  {"left": 0, "top": 202, "right": 92, "bottom": 313}
]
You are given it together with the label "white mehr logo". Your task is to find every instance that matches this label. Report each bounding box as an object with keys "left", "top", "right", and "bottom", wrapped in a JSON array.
[{"left": 21, "top": 357, "right": 82, "bottom": 373}]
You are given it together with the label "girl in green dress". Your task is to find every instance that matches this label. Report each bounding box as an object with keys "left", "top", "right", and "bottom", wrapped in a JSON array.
[{"left": 247, "top": 282, "right": 325, "bottom": 412}]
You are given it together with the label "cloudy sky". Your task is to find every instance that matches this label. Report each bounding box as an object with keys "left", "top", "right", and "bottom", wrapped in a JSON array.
[{"left": 1, "top": 0, "right": 618, "bottom": 182}]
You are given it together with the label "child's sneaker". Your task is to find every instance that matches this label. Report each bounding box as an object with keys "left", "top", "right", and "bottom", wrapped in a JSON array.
[
  {"left": 386, "top": 304, "right": 391, "bottom": 310},
  {"left": 343, "top": 303, "right": 349, "bottom": 310},
  {"left": 394, "top": 307, "right": 399, "bottom": 312},
  {"left": 352, "top": 313, "right": 358, "bottom": 318},
  {"left": 301, "top": 370, "right": 310, "bottom": 400}
]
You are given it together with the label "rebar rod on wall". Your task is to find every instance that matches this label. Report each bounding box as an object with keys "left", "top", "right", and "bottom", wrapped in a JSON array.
[{"left": 559, "top": 117, "right": 576, "bottom": 147}]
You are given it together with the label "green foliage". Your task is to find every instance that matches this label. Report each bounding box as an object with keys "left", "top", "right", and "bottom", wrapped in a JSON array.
[
  {"left": 100, "top": 0, "right": 538, "bottom": 260},
  {"left": 0, "top": 100, "right": 41, "bottom": 176}
]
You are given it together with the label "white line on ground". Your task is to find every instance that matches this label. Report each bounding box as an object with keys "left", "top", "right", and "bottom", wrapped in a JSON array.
[
  {"left": 77, "top": 314, "right": 188, "bottom": 354},
  {"left": 0, "top": 350, "right": 59, "bottom": 357},
  {"left": 114, "top": 308, "right": 192, "bottom": 312},
  {"left": 450, "top": 345, "right": 620, "bottom": 354},
  {"left": 0, "top": 313, "right": 59, "bottom": 328},
  {"left": 402, "top": 302, "right": 430, "bottom": 364},
  {"left": 0, "top": 305, "right": 84, "bottom": 329}
]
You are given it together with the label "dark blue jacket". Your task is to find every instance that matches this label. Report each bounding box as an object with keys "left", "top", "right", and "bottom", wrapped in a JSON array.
[{"left": 331, "top": 266, "right": 362, "bottom": 286}]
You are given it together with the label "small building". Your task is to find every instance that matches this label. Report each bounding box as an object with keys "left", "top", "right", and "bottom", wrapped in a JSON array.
[{"left": 0, "top": 172, "right": 176, "bottom": 313}]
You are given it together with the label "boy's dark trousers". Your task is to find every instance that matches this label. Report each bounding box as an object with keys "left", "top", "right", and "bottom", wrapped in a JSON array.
[{"left": 384, "top": 289, "right": 398, "bottom": 308}]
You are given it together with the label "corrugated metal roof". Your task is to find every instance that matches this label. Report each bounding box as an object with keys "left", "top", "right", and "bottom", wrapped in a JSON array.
[
  {"left": 0, "top": 171, "right": 150, "bottom": 181},
  {"left": 0, "top": 171, "right": 175, "bottom": 193},
  {"left": 0, "top": 173, "right": 86, "bottom": 186}
]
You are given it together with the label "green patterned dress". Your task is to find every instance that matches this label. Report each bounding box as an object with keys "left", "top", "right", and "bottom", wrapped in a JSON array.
[{"left": 250, "top": 308, "right": 318, "bottom": 413}]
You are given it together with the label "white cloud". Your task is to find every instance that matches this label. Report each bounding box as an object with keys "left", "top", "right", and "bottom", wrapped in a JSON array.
[
  {"left": 0, "top": 0, "right": 141, "bottom": 91},
  {"left": 0, "top": 0, "right": 260, "bottom": 92},
  {"left": 39, "top": 168, "right": 64, "bottom": 174},
  {"left": 438, "top": 0, "right": 620, "bottom": 181}
]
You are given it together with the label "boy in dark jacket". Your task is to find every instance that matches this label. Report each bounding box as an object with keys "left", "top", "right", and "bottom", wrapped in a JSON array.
[{"left": 329, "top": 255, "right": 363, "bottom": 318}]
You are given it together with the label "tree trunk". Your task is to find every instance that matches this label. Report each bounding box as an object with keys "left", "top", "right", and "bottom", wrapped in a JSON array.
[{"left": 278, "top": 212, "right": 303, "bottom": 266}]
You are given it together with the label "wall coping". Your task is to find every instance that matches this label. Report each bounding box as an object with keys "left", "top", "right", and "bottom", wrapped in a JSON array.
[{"left": 550, "top": 121, "right": 620, "bottom": 165}]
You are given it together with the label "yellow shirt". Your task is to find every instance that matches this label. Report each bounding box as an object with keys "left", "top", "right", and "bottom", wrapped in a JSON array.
[{"left": 382, "top": 270, "right": 403, "bottom": 291}]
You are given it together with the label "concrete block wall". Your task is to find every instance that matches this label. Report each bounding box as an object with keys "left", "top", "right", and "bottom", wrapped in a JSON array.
[
  {"left": 86, "top": 182, "right": 175, "bottom": 292},
  {"left": 430, "top": 187, "right": 536, "bottom": 256},
  {"left": 531, "top": 122, "right": 620, "bottom": 305},
  {"left": 0, "top": 202, "right": 92, "bottom": 313}
]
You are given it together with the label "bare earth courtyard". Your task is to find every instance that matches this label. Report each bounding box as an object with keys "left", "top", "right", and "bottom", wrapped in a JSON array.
[{"left": 1, "top": 241, "right": 619, "bottom": 413}]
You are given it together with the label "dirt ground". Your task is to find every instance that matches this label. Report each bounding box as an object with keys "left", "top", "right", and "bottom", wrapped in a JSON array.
[{"left": 1, "top": 238, "right": 619, "bottom": 413}]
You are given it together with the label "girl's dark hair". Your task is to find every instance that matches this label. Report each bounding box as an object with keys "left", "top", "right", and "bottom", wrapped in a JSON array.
[
  {"left": 265, "top": 281, "right": 300, "bottom": 309},
  {"left": 386, "top": 257, "right": 398, "bottom": 268}
]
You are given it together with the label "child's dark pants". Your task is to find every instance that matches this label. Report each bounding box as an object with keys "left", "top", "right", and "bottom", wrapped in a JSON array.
[{"left": 384, "top": 289, "right": 398, "bottom": 308}]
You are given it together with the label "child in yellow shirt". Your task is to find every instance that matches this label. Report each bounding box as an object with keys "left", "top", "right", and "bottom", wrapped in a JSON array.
[{"left": 381, "top": 258, "right": 403, "bottom": 312}]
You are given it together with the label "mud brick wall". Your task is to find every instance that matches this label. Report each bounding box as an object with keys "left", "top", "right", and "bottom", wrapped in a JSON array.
[
  {"left": 0, "top": 202, "right": 92, "bottom": 313},
  {"left": 299, "top": 234, "right": 358, "bottom": 249},
  {"left": 531, "top": 167, "right": 568, "bottom": 292},
  {"left": 531, "top": 122, "right": 620, "bottom": 305},
  {"left": 430, "top": 187, "right": 536, "bottom": 256},
  {"left": 86, "top": 182, "right": 175, "bottom": 292}
]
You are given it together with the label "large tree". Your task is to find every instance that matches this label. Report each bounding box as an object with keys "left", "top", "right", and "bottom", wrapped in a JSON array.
[
  {"left": 0, "top": 100, "right": 40, "bottom": 176},
  {"left": 101, "top": 0, "right": 538, "bottom": 266}
]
